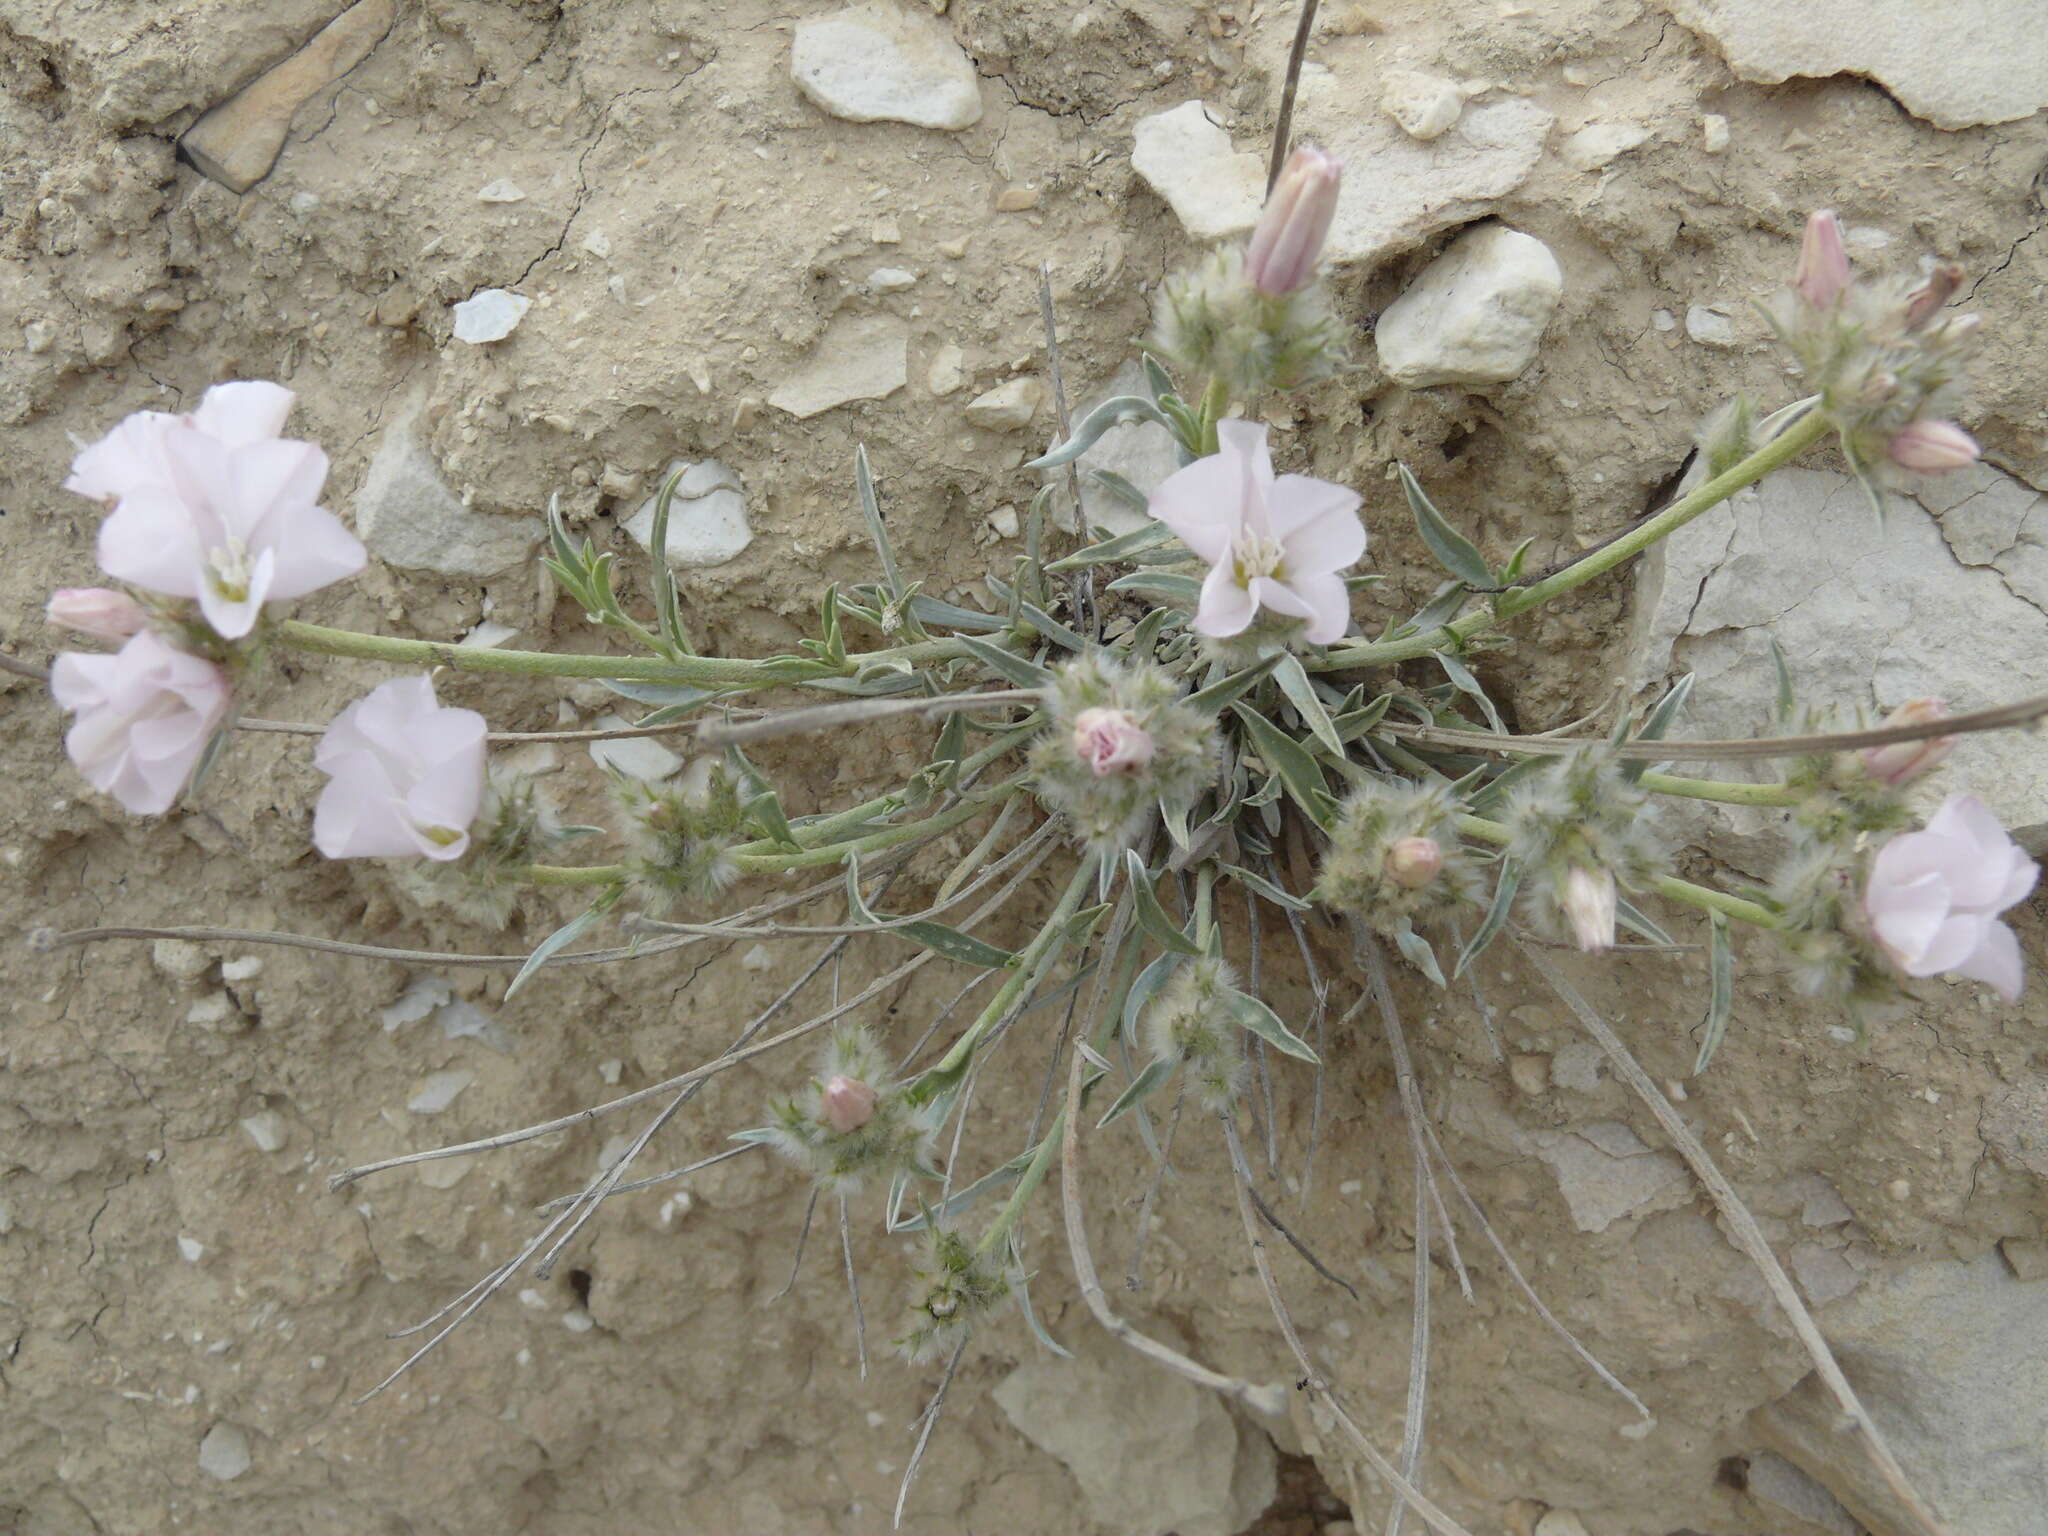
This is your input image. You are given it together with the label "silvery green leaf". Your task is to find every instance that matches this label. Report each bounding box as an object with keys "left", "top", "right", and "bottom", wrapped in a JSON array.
[
  {"left": 854, "top": 443, "right": 904, "bottom": 598},
  {"left": 1497, "top": 536, "right": 1537, "bottom": 585},
  {"left": 1433, "top": 650, "right": 1506, "bottom": 734},
  {"left": 1465, "top": 754, "right": 1548, "bottom": 816},
  {"left": 1088, "top": 469, "right": 1152, "bottom": 513},
  {"left": 1017, "top": 600, "right": 1086, "bottom": 652},
  {"left": 1161, "top": 796, "right": 1191, "bottom": 851},
  {"left": 1122, "top": 951, "right": 1182, "bottom": 1041},
  {"left": 1769, "top": 636, "right": 1797, "bottom": 727},
  {"left": 1615, "top": 896, "right": 1675, "bottom": 947},
  {"left": 1099, "top": 1057, "right": 1175, "bottom": 1127},
  {"left": 1106, "top": 570, "right": 1203, "bottom": 607},
  {"left": 1046, "top": 520, "right": 1176, "bottom": 573},
  {"left": 1622, "top": 673, "right": 1694, "bottom": 783},
  {"left": 1399, "top": 463, "right": 1494, "bottom": 588},
  {"left": 600, "top": 679, "right": 718, "bottom": 709},
  {"left": 1228, "top": 989, "right": 1322, "bottom": 1064},
  {"left": 1218, "top": 862, "right": 1310, "bottom": 911},
  {"left": 844, "top": 852, "right": 882, "bottom": 925},
  {"left": 957, "top": 635, "right": 1053, "bottom": 687},
  {"left": 1230, "top": 703, "right": 1332, "bottom": 827},
  {"left": 893, "top": 1154, "right": 1031, "bottom": 1230},
  {"left": 907, "top": 593, "right": 1009, "bottom": 633},
  {"left": 728, "top": 1126, "right": 783, "bottom": 1146},
  {"left": 1390, "top": 579, "right": 1469, "bottom": 640},
  {"left": 648, "top": 464, "right": 690, "bottom": 656},
  {"left": 1008, "top": 1236, "right": 1073, "bottom": 1358},
  {"left": 507, "top": 897, "right": 614, "bottom": 1000},
  {"left": 1456, "top": 859, "right": 1521, "bottom": 979},
  {"left": 1695, "top": 911, "right": 1734, "bottom": 1074},
  {"left": 1124, "top": 849, "right": 1202, "bottom": 955},
  {"left": 1140, "top": 352, "right": 1177, "bottom": 403},
  {"left": 1025, "top": 396, "right": 1169, "bottom": 469},
  {"left": 1392, "top": 921, "right": 1447, "bottom": 987},
  {"left": 1275, "top": 653, "right": 1345, "bottom": 758},
  {"left": 896, "top": 921, "right": 1017, "bottom": 969}
]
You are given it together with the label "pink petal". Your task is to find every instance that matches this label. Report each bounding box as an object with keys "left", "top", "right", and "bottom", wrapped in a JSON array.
[
  {"left": 1866, "top": 867, "right": 1949, "bottom": 965},
  {"left": 64, "top": 412, "right": 181, "bottom": 501},
  {"left": 195, "top": 545, "right": 272, "bottom": 640},
  {"left": 257, "top": 503, "right": 366, "bottom": 600},
  {"left": 314, "top": 758, "right": 418, "bottom": 858},
  {"left": 1148, "top": 454, "right": 1246, "bottom": 565},
  {"left": 159, "top": 427, "right": 238, "bottom": 532},
  {"left": 95, "top": 488, "right": 207, "bottom": 599},
  {"left": 1922, "top": 795, "right": 2035, "bottom": 912},
  {"left": 1951, "top": 920, "right": 2024, "bottom": 1003},
  {"left": 1288, "top": 570, "right": 1353, "bottom": 644},
  {"left": 1214, "top": 420, "right": 1273, "bottom": 491},
  {"left": 231, "top": 439, "right": 331, "bottom": 534},
  {"left": 1249, "top": 574, "right": 1316, "bottom": 623},
  {"left": 1270, "top": 473, "right": 1366, "bottom": 574},
  {"left": 1907, "top": 912, "right": 1993, "bottom": 978},
  {"left": 1194, "top": 563, "right": 1257, "bottom": 637},
  {"left": 191, "top": 381, "right": 295, "bottom": 447}
]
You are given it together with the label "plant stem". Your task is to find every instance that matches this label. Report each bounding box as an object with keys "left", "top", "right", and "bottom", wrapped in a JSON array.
[
  {"left": 974, "top": 1109, "right": 1064, "bottom": 1259},
  {"left": 1640, "top": 771, "right": 1800, "bottom": 807},
  {"left": 1457, "top": 813, "right": 1777, "bottom": 929},
  {"left": 1196, "top": 375, "right": 1229, "bottom": 455},
  {"left": 735, "top": 786, "right": 1012, "bottom": 874},
  {"left": 1313, "top": 405, "right": 1831, "bottom": 675},
  {"left": 526, "top": 863, "right": 625, "bottom": 887}
]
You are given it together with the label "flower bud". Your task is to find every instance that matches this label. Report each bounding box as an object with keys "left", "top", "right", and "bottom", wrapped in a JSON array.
[
  {"left": 1793, "top": 210, "right": 1851, "bottom": 310},
  {"left": 46, "top": 587, "right": 147, "bottom": 642},
  {"left": 1858, "top": 698, "right": 1956, "bottom": 787},
  {"left": 819, "top": 1074, "right": 878, "bottom": 1135},
  {"left": 1562, "top": 865, "right": 1617, "bottom": 954},
  {"left": 1902, "top": 261, "right": 1965, "bottom": 331},
  {"left": 1245, "top": 146, "right": 1342, "bottom": 297},
  {"left": 1071, "top": 706, "right": 1155, "bottom": 777},
  {"left": 1384, "top": 836, "right": 1443, "bottom": 889},
  {"left": 1886, "top": 418, "right": 1980, "bottom": 472}
]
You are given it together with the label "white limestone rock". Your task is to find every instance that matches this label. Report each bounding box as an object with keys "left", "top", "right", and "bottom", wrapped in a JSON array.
[
  {"left": 451, "top": 288, "right": 530, "bottom": 344},
  {"left": 963, "top": 377, "right": 1042, "bottom": 431},
  {"left": 199, "top": 1423, "right": 252, "bottom": 1481},
  {"left": 1561, "top": 121, "right": 1651, "bottom": 172},
  {"left": 1666, "top": 0, "right": 2048, "bottom": 130},
  {"left": 790, "top": 2, "right": 982, "bottom": 130},
  {"left": 768, "top": 315, "right": 909, "bottom": 419},
  {"left": 1532, "top": 1122, "right": 1690, "bottom": 1234},
  {"left": 1129, "top": 100, "right": 1267, "bottom": 242},
  {"left": 1380, "top": 69, "right": 1464, "bottom": 140},
  {"left": 1375, "top": 225, "right": 1562, "bottom": 388},
  {"left": 407, "top": 1069, "right": 475, "bottom": 1116},
  {"left": 588, "top": 715, "right": 683, "bottom": 782},
  {"left": 623, "top": 459, "right": 753, "bottom": 569},
  {"left": 354, "top": 403, "right": 538, "bottom": 577}
]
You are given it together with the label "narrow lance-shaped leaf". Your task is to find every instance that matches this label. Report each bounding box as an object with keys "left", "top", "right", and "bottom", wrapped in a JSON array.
[
  {"left": 507, "top": 893, "right": 618, "bottom": 1000},
  {"left": 854, "top": 443, "right": 904, "bottom": 599},
  {"left": 1622, "top": 672, "right": 1695, "bottom": 783},
  {"left": 1228, "top": 989, "right": 1322, "bottom": 1064},
  {"left": 956, "top": 634, "right": 1053, "bottom": 688},
  {"left": 1694, "top": 911, "right": 1735, "bottom": 1074},
  {"left": 1275, "top": 652, "right": 1346, "bottom": 759},
  {"left": 1434, "top": 650, "right": 1507, "bottom": 735},
  {"left": 1399, "top": 463, "right": 1493, "bottom": 587},
  {"left": 1024, "top": 396, "right": 1171, "bottom": 470},
  {"left": 1046, "top": 520, "right": 1177, "bottom": 573},
  {"left": 1099, "top": 1057, "right": 1175, "bottom": 1127},
  {"left": 1455, "top": 859, "right": 1521, "bottom": 978},
  {"left": 1230, "top": 702, "right": 1332, "bottom": 828},
  {"left": 1122, "top": 951, "right": 1182, "bottom": 1042},
  {"left": 1123, "top": 849, "right": 1202, "bottom": 955},
  {"left": 647, "top": 464, "right": 691, "bottom": 657}
]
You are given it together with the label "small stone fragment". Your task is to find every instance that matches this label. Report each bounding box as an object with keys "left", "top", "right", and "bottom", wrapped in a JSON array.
[
  {"left": 1701, "top": 112, "right": 1730, "bottom": 152},
  {"left": 22, "top": 320, "right": 56, "bottom": 354},
  {"left": 988, "top": 505, "right": 1021, "bottom": 539},
  {"left": 926, "top": 344, "right": 967, "bottom": 397},
  {"left": 581, "top": 229, "right": 613, "bottom": 259},
  {"left": 994, "top": 184, "right": 1041, "bottom": 211},
  {"left": 872, "top": 215, "right": 902, "bottom": 243},
  {"left": 1562, "top": 121, "right": 1651, "bottom": 172},
  {"left": 178, "top": 1235, "right": 206, "bottom": 1263},
  {"left": 741, "top": 944, "right": 772, "bottom": 972},
  {"left": 623, "top": 459, "right": 753, "bottom": 569},
  {"left": 460, "top": 621, "right": 519, "bottom": 649},
  {"left": 1533, "top": 1513, "right": 1590, "bottom": 1536},
  {"left": 199, "top": 1423, "right": 252, "bottom": 1482},
  {"left": 185, "top": 992, "right": 239, "bottom": 1030},
  {"left": 588, "top": 717, "right": 683, "bottom": 782},
  {"left": 452, "top": 288, "right": 531, "bottom": 345},
  {"left": 380, "top": 975, "right": 453, "bottom": 1032},
  {"left": 408, "top": 1069, "right": 476, "bottom": 1116},
  {"left": 790, "top": 2, "right": 983, "bottom": 130},
  {"left": 221, "top": 956, "right": 262, "bottom": 983},
  {"left": 1130, "top": 101, "right": 1266, "bottom": 241},
  {"left": 1380, "top": 69, "right": 1464, "bottom": 139},
  {"left": 867, "top": 266, "right": 918, "bottom": 292},
  {"left": 476, "top": 178, "right": 526, "bottom": 203},
  {"left": 1684, "top": 303, "right": 1737, "bottom": 346},
  {"left": 598, "top": 1059, "right": 625, "bottom": 1085},
  {"left": 562, "top": 1308, "right": 595, "bottom": 1333},
  {"left": 1509, "top": 1054, "right": 1550, "bottom": 1096},
  {"left": 768, "top": 316, "right": 909, "bottom": 419},
  {"left": 1375, "top": 224, "right": 1563, "bottom": 388},
  {"left": 240, "top": 1112, "right": 286, "bottom": 1153},
  {"left": 152, "top": 938, "right": 211, "bottom": 981},
  {"left": 179, "top": 0, "right": 398, "bottom": 193},
  {"left": 355, "top": 402, "right": 539, "bottom": 576},
  {"left": 2000, "top": 1237, "right": 2048, "bottom": 1281},
  {"left": 964, "top": 377, "right": 1043, "bottom": 431}
]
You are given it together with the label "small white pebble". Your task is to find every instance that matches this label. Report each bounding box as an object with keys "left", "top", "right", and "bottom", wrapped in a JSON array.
[
  {"left": 1700, "top": 113, "right": 1729, "bottom": 153},
  {"left": 1338, "top": 1179, "right": 1364, "bottom": 1196},
  {"left": 240, "top": 1112, "right": 286, "bottom": 1153},
  {"left": 178, "top": 1235, "right": 206, "bottom": 1263},
  {"left": 518, "top": 1288, "right": 550, "bottom": 1310},
  {"left": 1886, "top": 1178, "right": 1912, "bottom": 1201},
  {"left": 477, "top": 178, "right": 527, "bottom": 203},
  {"left": 659, "top": 1192, "right": 693, "bottom": 1228},
  {"left": 562, "top": 1309, "right": 595, "bottom": 1334},
  {"left": 1650, "top": 308, "right": 1676, "bottom": 331},
  {"left": 221, "top": 956, "right": 262, "bottom": 982},
  {"left": 741, "top": 945, "right": 772, "bottom": 972}
]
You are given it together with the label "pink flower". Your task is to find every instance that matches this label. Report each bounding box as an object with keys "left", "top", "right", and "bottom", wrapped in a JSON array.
[
  {"left": 1385, "top": 836, "right": 1443, "bottom": 889},
  {"left": 1886, "top": 419, "right": 1980, "bottom": 473},
  {"left": 1071, "top": 707, "right": 1154, "bottom": 776},
  {"left": 1793, "top": 210, "right": 1851, "bottom": 310},
  {"left": 1865, "top": 794, "right": 2037, "bottom": 1002},
  {"left": 73, "top": 381, "right": 365, "bottom": 641},
  {"left": 313, "top": 675, "right": 486, "bottom": 861},
  {"left": 50, "top": 631, "right": 232, "bottom": 815},
  {"left": 1147, "top": 419, "right": 1365, "bottom": 645},
  {"left": 1858, "top": 697, "right": 1956, "bottom": 787},
  {"left": 819, "top": 1075, "right": 879, "bottom": 1134},
  {"left": 1246, "top": 146, "right": 1343, "bottom": 297},
  {"left": 47, "top": 587, "right": 147, "bottom": 643},
  {"left": 1561, "top": 865, "right": 1617, "bottom": 954}
]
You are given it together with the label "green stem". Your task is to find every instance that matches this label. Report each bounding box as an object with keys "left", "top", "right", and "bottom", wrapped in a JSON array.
[
  {"left": 733, "top": 785, "right": 1012, "bottom": 874},
  {"left": 1641, "top": 771, "right": 1800, "bottom": 807},
  {"left": 974, "top": 1109, "right": 1065, "bottom": 1258},
  {"left": 1313, "top": 406, "right": 1832, "bottom": 675},
  {"left": 1457, "top": 813, "right": 1777, "bottom": 929},
  {"left": 527, "top": 863, "right": 624, "bottom": 887},
  {"left": 1196, "top": 375, "right": 1229, "bottom": 456}
]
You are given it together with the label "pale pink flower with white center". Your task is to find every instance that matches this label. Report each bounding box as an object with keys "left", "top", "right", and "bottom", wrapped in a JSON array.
[
  {"left": 1147, "top": 419, "right": 1365, "bottom": 645},
  {"left": 1246, "top": 146, "right": 1342, "bottom": 298},
  {"left": 1865, "top": 793, "right": 2037, "bottom": 1002},
  {"left": 819, "top": 1075, "right": 879, "bottom": 1134},
  {"left": 1886, "top": 418, "right": 1980, "bottom": 473},
  {"left": 1071, "top": 706, "right": 1154, "bottom": 777},
  {"left": 1858, "top": 697, "right": 1956, "bottom": 787},
  {"left": 1385, "top": 836, "right": 1443, "bottom": 889},
  {"left": 313, "top": 675, "right": 486, "bottom": 862},
  {"left": 1562, "top": 865, "right": 1617, "bottom": 954},
  {"left": 47, "top": 587, "right": 147, "bottom": 643},
  {"left": 50, "top": 631, "right": 231, "bottom": 815},
  {"left": 1793, "top": 210, "right": 1851, "bottom": 310},
  {"left": 72, "top": 381, "right": 365, "bottom": 641}
]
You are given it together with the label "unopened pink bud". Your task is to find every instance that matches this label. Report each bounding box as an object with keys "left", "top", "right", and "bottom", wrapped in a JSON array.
[
  {"left": 1245, "top": 146, "right": 1342, "bottom": 297},
  {"left": 1562, "top": 865, "right": 1617, "bottom": 955},
  {"left": 1903, "top": 261, "right": 1965, "bottom": 331},
  {"left": 1859, "top": 697, "right": 1956, "bottom": 787},
  {"left": 47, "top": 587, "right": 147, "bottom": 642},
  {"left": 1793, "top": 210, "right": 1851, "bottom": 310},
  {"left": 1385, "top": 836, "right": 1443, "bottom": 889},
  {"left": 820, "top": 1075, "right": 878, "bottom": 1135},
  {"left": 1071, "top": 707, "right": 1154, "bottom": 777},
  {"left": 1887, "top": 419, "right": 1980, "bottom": 472}
]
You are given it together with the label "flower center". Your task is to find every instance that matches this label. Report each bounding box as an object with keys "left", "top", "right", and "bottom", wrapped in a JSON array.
[
  {"left": 205, "top": 535, "right": 253, "bottom": 604},
  {"left": 1232, "top": 528, "right": 1287, "bottom": 585}
]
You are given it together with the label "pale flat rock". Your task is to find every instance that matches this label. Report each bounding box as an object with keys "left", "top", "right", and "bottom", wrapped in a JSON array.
[
  {"left": 1743, "top": 1452, "right": 1860, "bottom": 1536},
  {"left": 1665, "top": 0, "right": 2048, "bottom": 129},
  {"left": 199, "top": 1422, "right": 252, "bottom": 1481},
  {"left": 1562, "top": 121, "right": 1652, "bottom": 172},
  {"left": 1532, "top": 1124, "right": 1691, "bottom": 1233},
  {"left": 354, "top": 401, "right": 539, "bottom": 577},
  {"left": 1634, "top": 465, "right": 2048, "bottom": 858},
  {"left": 407, "top": 1069, "right": 475, "bottom": 1115},
  {"left": 963, "top": 377, "right": 1043, "bottom": 431},
  {"left": 1293, "top": 66, "right": 1552, "bottom": 267},
  {"left": 379, "top": 974, "right": 452, "bottom": 1032},
  {"left": 1129, "top": 101, "right": 1267, "bottom": 242},
  {"left": 451, "top": 288, "right": 530, "bottom": 344},
  {"left": 588, "top": 716, "right": 682, "bottom": 782},
  {"left": 926, "top": 343, "right": 967, "bottom": 396},
  {"left": 768, "top": 316, "right": 909, "bottom": 419},
  {"left": 994, "top": 1345, "right": 1277, "bottom": 1536},
  {"left": 1055, "top": 362, "right": 1182, "bottom": 538},
  {"left": 790, "top": 2, "right": 982, "bottom": 130},
  {"left": 240, "top": 1111, "right": 286, "bottom": 1153},
  {"left": 179, "top": 0, "right": 397, "bottom": 192},
  {"left": 1375, "top": 224, "right": 1562, "bottom": 388},
  {"left": 1754, "top": 1251, "right": 2048, "bottom": 1536},
  {"left": 1381, "top": 69, "right": 1464, "bottom": 140},
  {"left": 623, "top": 459, "right": 753, "bottom": 569}
]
